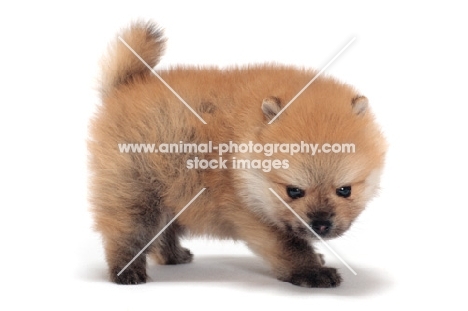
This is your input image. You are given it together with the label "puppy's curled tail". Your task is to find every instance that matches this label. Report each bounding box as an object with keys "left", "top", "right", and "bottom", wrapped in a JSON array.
[{"left": 100, "top": 21, "right": 165, "bottom": 95}]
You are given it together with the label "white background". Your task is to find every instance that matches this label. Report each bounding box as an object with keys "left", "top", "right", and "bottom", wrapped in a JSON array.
[{"left": 1, "top": 0, "right": 467, "bottom": 310}]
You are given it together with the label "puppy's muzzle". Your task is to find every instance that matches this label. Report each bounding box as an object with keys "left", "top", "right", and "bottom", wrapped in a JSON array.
[{"left": 311, "top": 220, "right": 332, "bottom": 236}]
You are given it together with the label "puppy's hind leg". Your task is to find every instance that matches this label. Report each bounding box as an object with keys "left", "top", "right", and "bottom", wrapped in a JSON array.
[
  {"left": 98, "top": 189, "right": 165, "bottom": 285},
  {"left": 150, "top": 222, "right": 193, "bottom": 265}
]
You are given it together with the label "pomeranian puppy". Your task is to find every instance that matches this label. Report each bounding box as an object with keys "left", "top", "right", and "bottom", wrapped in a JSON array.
[{"left": 89, "top": 21, "right": 386, "bottom": 288}]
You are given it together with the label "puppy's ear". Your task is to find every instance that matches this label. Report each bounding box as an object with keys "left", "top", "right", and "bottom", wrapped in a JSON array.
[
  {"left": 262, "top": 96, "right": 282, "bottom": 121},
  {"left": 351, "top": 96, "right": 368, "bottom": 115}
]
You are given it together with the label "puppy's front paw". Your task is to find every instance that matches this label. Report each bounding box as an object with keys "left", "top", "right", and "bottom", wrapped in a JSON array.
[
  {"left": 283, "top": 267, "right": 342, "bottom": 288},
  {"left": 110, "top": 266, "right": 147, "bottom": 285}
]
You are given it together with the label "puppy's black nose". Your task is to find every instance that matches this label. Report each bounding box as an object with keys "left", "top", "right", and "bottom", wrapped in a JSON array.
[{"left": 311, "top": 220, "right": 332, "bottom": 235}]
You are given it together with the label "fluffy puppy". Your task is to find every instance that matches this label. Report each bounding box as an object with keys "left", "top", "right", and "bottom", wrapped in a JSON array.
[{"left": 88, "top": 21, "right": 387, "bottom": 287}]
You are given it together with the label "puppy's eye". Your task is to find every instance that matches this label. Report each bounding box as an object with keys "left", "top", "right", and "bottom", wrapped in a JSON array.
[
  {"left": 286, "top": 187, "right": 305, "bottom": 199},
  {"left": 336, "top": 186, "right": 351, "bottom": 198}
]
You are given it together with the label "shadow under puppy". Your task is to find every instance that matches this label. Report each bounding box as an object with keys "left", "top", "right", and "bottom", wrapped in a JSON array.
[{"left": 88, "top": 21, "right": 387, "bottom": 288}]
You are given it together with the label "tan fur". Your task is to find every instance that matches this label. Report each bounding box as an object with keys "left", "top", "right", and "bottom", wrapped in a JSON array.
[{"left": 89, "top": 21, "right": 387, "bottom": 287}]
